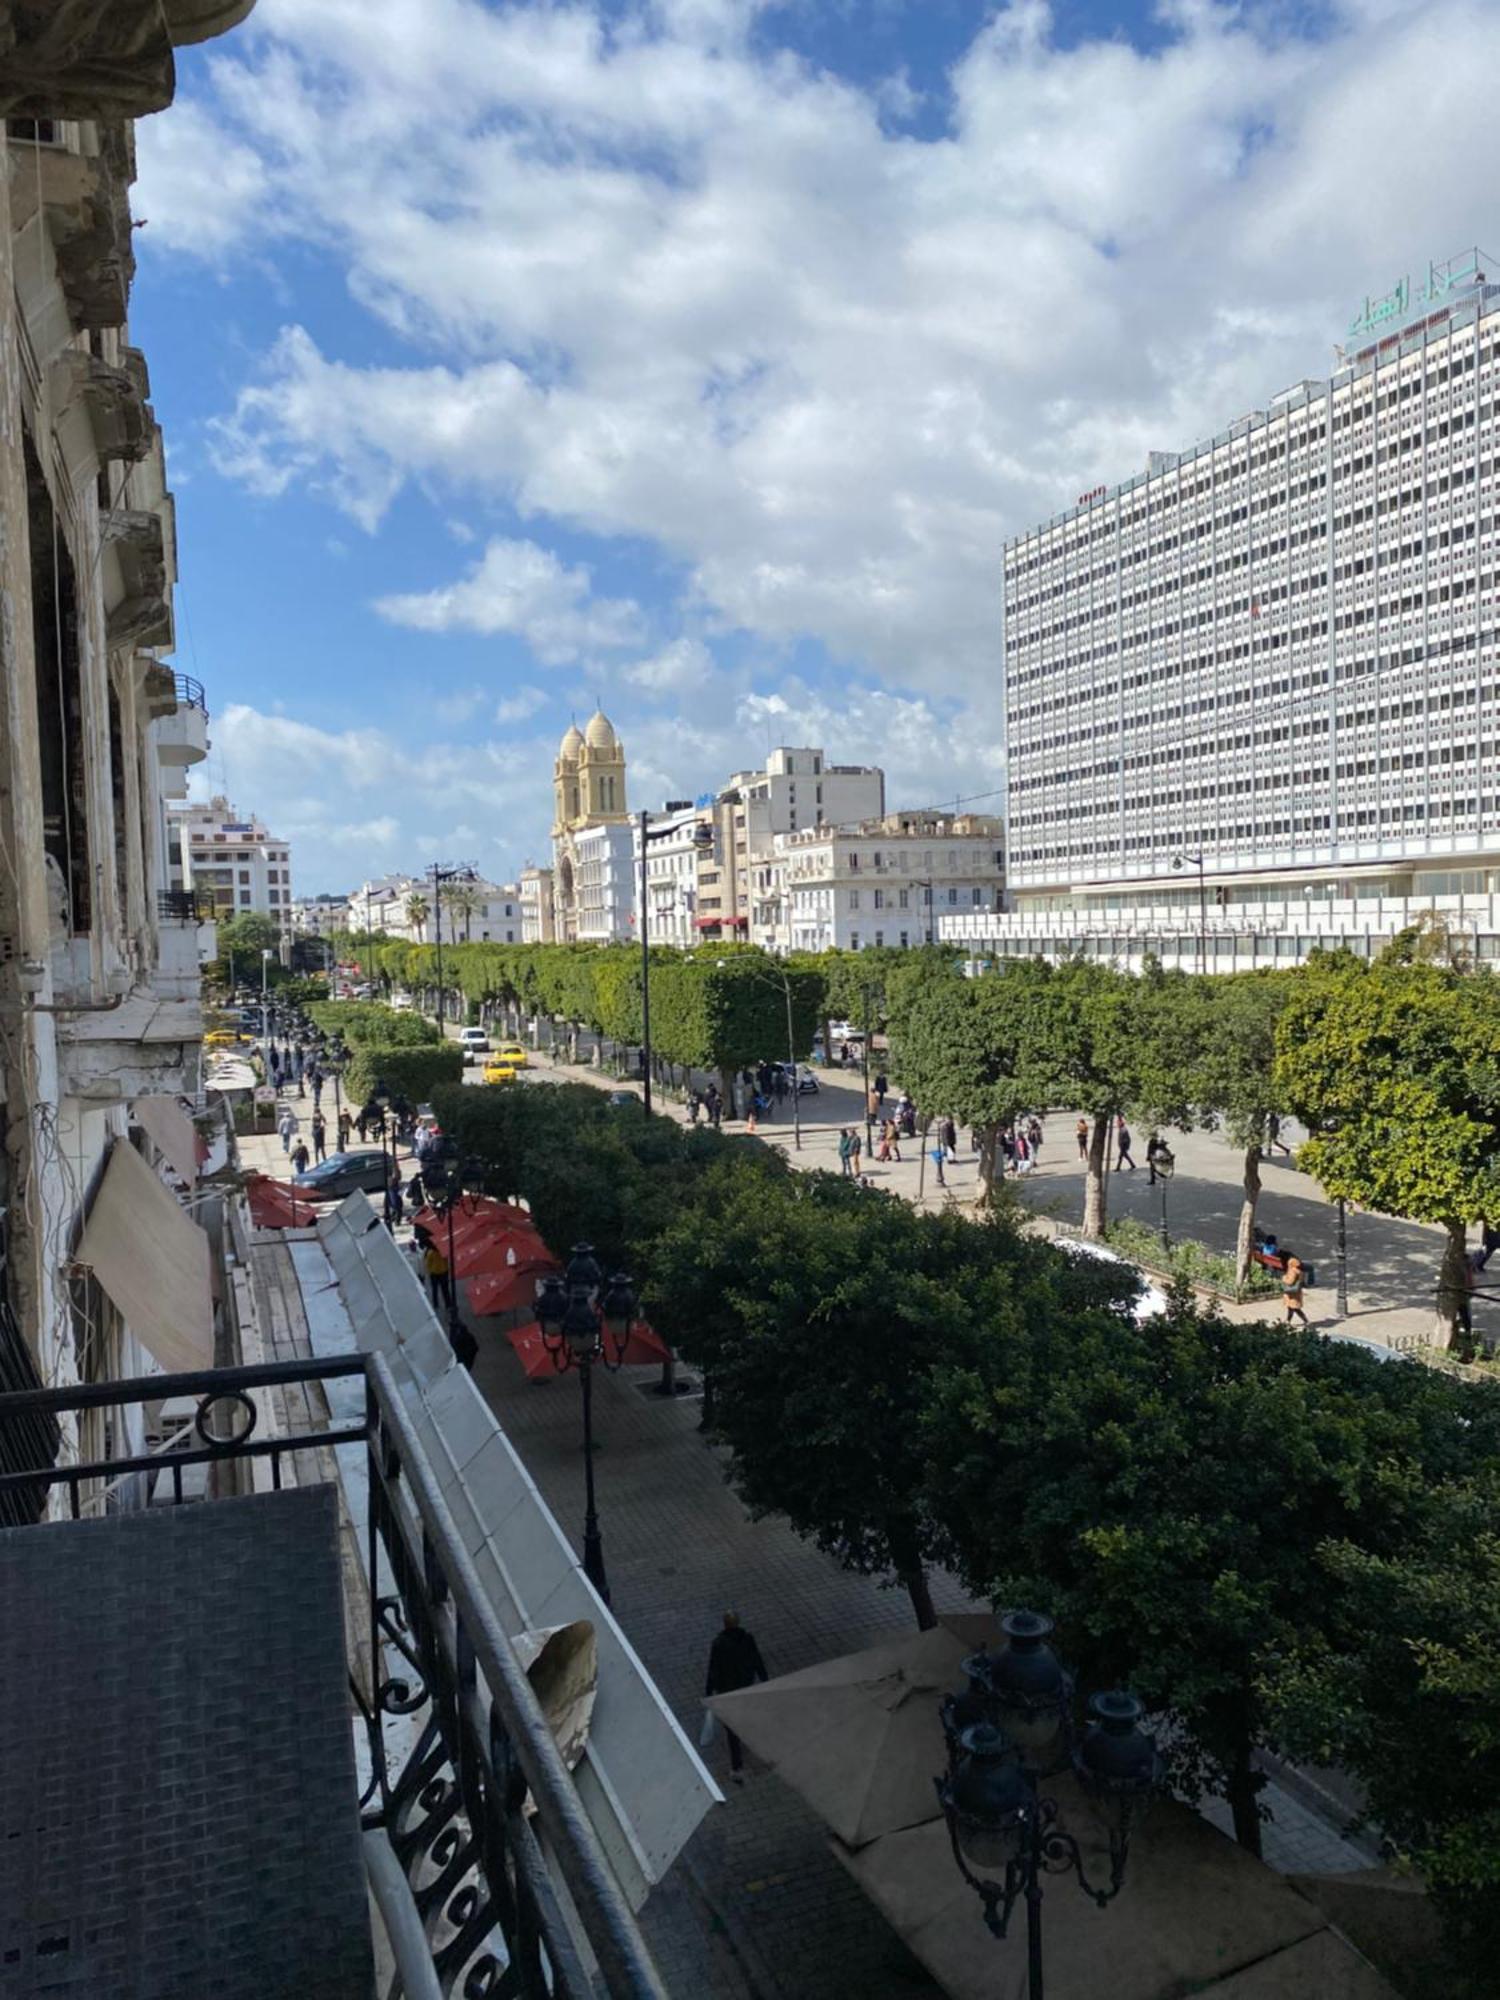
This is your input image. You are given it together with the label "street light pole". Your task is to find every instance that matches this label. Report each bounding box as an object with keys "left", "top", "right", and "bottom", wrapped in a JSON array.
[
  {"left": 639, "top": 808, "right": 653, "bottom": 1118},
  {"left": 1336, "top": 1196, "right": 1349, "bottom": 1317},
  {"left": 536, "top": 1250, "right": 639, "bottom": 1605},
  {"left": 1172, "top": 851, "right": 1207, "bottom": 974},
  {"left": 861, "top": 980, "right": 875, "bottom": 1155}
]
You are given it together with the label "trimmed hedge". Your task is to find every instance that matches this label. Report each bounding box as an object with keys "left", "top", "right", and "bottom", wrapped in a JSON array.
[
  {"left": 308, "top": 1000, "right": 441, "bottom": 1048},
  {"left": 345, "top": 1042, "right": 463, "bottom": 1106}
]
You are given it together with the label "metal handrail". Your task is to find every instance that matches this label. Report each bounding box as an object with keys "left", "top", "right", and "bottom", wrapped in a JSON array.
[
  {"left": 157, "top": 888, "right": 214, "bottom": 921},
  {"left": 0, "top": 1352, "right": 669, "bottom": 1999},
  {"left": 173, "top": 670, "right": 207, "bottom": 711}
]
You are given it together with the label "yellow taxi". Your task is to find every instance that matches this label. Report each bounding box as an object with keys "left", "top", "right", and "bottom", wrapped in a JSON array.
[
  {"left": 494, "top": 1043, "right": 529, "bottom": 1069},
  {"left": 204, "top": 1027, "right": 253, "bottom": 1049},
  {"left": 482, "top": 1057, "right": 518, "bottom": 1086}
]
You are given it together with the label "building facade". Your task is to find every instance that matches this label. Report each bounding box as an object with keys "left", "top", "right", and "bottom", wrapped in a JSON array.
[
  {"left": 371, "top": 873, "right": 521, "bottom": 946},
  {"left": 552, "top": 712, "right": 630, "bottom": 941},
  {"left": 289, "top": 892, "right": 350, "bottom": 938},
  {"left": 782, "top": 812, "right": 1005, "bottom": 953},
  {"left": 963, "top": 248, "right": 1500, "bottom": 970},
  {"left": 0, "top": 10, "right": 251, "bottom": 1414},
  {"left": 572, "top": 824, "right": 637, "bottom": 944},
  {"left": 173, "top": 794, "right": 293, "bottom": 942},
  {"left": 518, "top": 866, "right": 555, "bottom": 943}
]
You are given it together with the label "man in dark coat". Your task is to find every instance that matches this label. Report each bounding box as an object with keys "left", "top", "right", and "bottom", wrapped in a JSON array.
[{"left": 704, "top": 1612, "right": 768, "bottom": 1783}]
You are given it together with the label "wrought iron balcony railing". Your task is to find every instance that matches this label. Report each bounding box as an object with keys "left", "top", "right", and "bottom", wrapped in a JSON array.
[
  {"left": 173, "top": 671, "right": 207, "bottom": 712},
  {"left": 0, "top": 1353, "right": 667, "bottom": 2000}
]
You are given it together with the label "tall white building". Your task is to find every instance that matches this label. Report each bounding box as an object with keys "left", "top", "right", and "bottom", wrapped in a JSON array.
[
  {"left": 634, "top": 803, "right": 707, "bottom": 948},
  {"left": 953, "top": 249, "right": 1500, "bottom": 971},
  {"left": 572, "top": 824, "right": 636, "bottom": 943},
  {"left": 172, "top": 795, "right": 294, "bottom": 941},
  {"left": 518, "top": 865, "right": 555, "bottom": 943},
  {"left": 783, "top": 812, "right": 1005, "bottom": 953}
]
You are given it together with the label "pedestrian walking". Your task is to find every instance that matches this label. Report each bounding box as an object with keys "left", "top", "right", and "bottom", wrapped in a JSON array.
[
  {"left": 384, "top": 1163, "right": 404, "bottom": 1231},
  {"left": 704, "top": 1613, "right": 768, "bottom": 1784},
  {"left": 1076, "top": 1115, "right": 1089, "bottom": 1162},
  {"left": 687, "top": 1089, "right": 701, "bottom": 1125},
  {"left": 876, "top": 1121, "right": 892, "bottom": 1164},
  {"left": 311, "top": 1110, "right": 328, "bottom": 1163},
  {"left": 928, "top": 1141, "right": 947, "bottom": 1188},
  {"left": 311, "top": 1069, "right": 324, "bottom": 1110},
  {"left": 422, "top": 1233, "right": 454, "bottom": 1315},
  {"left": 1281, "top": 1252, "right": 1309, "bottom": 1327},
  {"left": 278, "top": 1108, "right": 297, "bottom": 1156},
  {"left": 338, "top": 1108, "right": 353, "bottom": 1151},
  {"left": 899, "top": 1098, "right": 916, "bottom": 1140},
  {"left": 874, "top": 1071, "right": 888, "bottom": 1110},
  {"left": 1146, "top": 1133, "right": 1167, "bottom": 1185},
  {"left": 355, "top": 1103, "right": 370, "bottom": 1143},
  {"left": 1114, "top": 1115, "right": 1136, "bottom": 1172},
  {"left": 849, "top": 1126, "right": 863, "bottom": 1175},
  {"left": 290, "top": 1139, "right": 310, "bottom": 1175},
  {"left": 868, "top": 1087, "right": 881, "bottom": 1125},
  {"left": 1265, "top": 1111, "right": 1293, "bottom": 1159},
  {"left": 887, "top": 1119, "right": 901, "bottom": 1163},
  {"left": 941, "top": 1116, "right": 958, "bottom": 1164},
  {"left": 707, "top": 1085, "right": 723, "bottom": 1129},
  {"left": 1026, "top": 1115, "right": 1043, "bottom": 1159},
  {"left": 772, "top": 1065, "right": 788, "bottom": 1104}
]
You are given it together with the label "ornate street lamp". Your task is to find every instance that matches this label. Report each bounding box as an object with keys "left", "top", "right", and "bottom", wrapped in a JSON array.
[
  {"left": 535, "top": 1244, "right": 638, "bottom": 1604},
  {"left": 936, "top": 1611, "right": 1163, "bottom": 1998},
  {"left": 370, "top": 1078, "right": 395, "bottom": 1227},
  {"left": 427, "top": 1138, "right": 481, "bottom": 1369}
]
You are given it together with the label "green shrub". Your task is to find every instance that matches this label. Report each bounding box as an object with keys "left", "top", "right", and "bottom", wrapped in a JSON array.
[
  {"left": 1101, "top": 1215, "right": 1278, "bottom": 1299},
  {"left": 345, "top": 1042, "right": 463, "bottom": 1106},
  {"left": 308, "top": 1000, "right": 440, "bottom": 1047}
]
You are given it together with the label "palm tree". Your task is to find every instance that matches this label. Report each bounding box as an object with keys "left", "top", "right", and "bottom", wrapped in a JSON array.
[
  {"left": 404, "top": 891, "right": 429, "bottom": 940},
  {"left": 441, "top": 881, "right": 482, "bottom": 943}
]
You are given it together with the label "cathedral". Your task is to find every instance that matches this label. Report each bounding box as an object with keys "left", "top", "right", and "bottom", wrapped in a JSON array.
[{"left": 551, "top": 711, "right": 634, "bottom": 942}]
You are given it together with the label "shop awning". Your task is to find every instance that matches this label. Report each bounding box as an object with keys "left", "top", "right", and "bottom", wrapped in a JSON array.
[
  {"left": 76, "top": 1140, "right": 214, "bottom": 1374},
  {"left": 132, "top": 1094, "right": 199, "bottom": 1185}
]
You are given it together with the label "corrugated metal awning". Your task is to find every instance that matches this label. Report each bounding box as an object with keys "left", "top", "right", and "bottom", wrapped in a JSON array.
[{"left": 76, "top": 1141, "right": 213, "bottom": 1375}]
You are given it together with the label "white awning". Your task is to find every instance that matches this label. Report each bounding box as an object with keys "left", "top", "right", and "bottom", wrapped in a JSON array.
[
  {"left": 132, "top": 1094, "right": 198, "bottom": 1185},
  {"left": 76, "top": 1141, "right": 213, "bottom": 1374}
]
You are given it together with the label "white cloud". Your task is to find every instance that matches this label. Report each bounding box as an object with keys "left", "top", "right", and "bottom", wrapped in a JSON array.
[
  {"left": 495, "top": 684, "right": 549, "bottom": 725},
  {"left": 372, "top": 537, "right": 642, "bottom": 663},
  {"left": 160, "top": 0, "right": 1500, "bottom": 705},
  {"left": 622, "top": 637, "right": 715, "bottom": 696}
]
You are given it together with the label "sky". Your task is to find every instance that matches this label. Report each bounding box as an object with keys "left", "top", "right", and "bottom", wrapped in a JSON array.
[{"left": 132, "top": 0, "right": 1500, "bottom": 896}]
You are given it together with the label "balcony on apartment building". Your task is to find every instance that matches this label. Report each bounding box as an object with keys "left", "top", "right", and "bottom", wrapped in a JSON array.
[
  {"left": 0, "top": 1352, "right": 668, "bottom": 2000},
  {"left": 152, "top": 671, "right": 210, "bottom": 766}
]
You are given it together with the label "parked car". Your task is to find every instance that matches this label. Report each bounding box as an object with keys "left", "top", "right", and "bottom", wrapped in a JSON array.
[
  {"left": 605, "top": 1090, "right": 636, "bottom": 1108},
  {"left": 1054, "top": 1237, "right": 1169, "bottom": 1324},
  {"left": 291, "top": 1150, "right": 390, "bottom": 1200},
  {"left": 458, "top": 1026, "right": 490, "bottom": 1064}
]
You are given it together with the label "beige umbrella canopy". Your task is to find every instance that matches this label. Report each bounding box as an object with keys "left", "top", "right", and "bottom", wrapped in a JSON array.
[{"left": 708, "top": 1616, "right": 997, "bottom": 1849}]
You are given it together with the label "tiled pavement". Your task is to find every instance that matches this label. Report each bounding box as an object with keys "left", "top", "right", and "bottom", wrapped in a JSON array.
[{"left": 247, "top": 1050, "right": 1383, "bottom": 1998}]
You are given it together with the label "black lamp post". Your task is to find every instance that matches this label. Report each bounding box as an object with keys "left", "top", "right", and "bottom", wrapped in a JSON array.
[
  {"left": 369, "top": 1078, "right": 394, "bottom": 1227},
  {"left": 534, "top": 1245, "right": 637, "bottom": 1604},
  {"left": 429, "top": 1138, "right": 480, "bottom": 1369},
  {"left": 1154, "top": 1141, "right": 1175, "bottom": 1254},
  {"left": 936, "top": 1610, "right": 1163, "bottom": 1999},
  {"left": 326, "top": 1033, "right": 348, "bottom": 1137},
  {"left": 1172, "top": 850, "right": 1208, "bottom": 975}
]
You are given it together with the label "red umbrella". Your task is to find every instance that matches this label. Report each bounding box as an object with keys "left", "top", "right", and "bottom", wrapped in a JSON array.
[
  {"left": 469, "top": 1256, "right": 561, "bottom": 1318},
  {"left": 452, "top": 1224, "right": 549, "bottom": 1281},
  {"left": 504, "top": 1317, "right": 672, "bottom": 1374},
  {"left": 245, "top": 1173, "right": 318, "bottom": 1230}
]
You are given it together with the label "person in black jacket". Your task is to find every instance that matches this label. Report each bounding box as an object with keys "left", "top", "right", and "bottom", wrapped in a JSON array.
[{"left": 705, "top": 1612, "right": 768, "bottom": 1783}]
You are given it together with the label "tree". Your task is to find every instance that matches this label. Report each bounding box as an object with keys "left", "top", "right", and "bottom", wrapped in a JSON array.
[
  {"left": 404, "top": 892, "right": 429, "bottom": 940},
  {"left": 1275, "top": 954, "right": 1500, "bottom": 1351},
  {"left": 1186, "top": 972, "right": 1294, "bottom": 1286},
  {"left": 886, "top": 958, "right": 1036, "bottom": 1197},
  {"left": 921, "top": 1297, "right": 1482, "bottom": 1856},
  {"left": 1273, "top": 1470, "right": 1500, "bottom": 1997},
  {"left": 440, "top": 880, "right": 482, "bottom": 944}
]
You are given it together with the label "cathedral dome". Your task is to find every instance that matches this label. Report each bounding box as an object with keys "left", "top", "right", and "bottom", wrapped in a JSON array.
[
  {"left": 583, "top": 709, "right": 619, "bottom": 752},
  {"left": 557, "top": 722, "right": 584, "bottom": 764}
]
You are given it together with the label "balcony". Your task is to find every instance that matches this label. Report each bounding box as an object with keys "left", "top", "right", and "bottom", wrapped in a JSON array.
[
  {"left": 1, "top": 2, "right": 257, "bottom": 123},
  {"left": 5, "top": 124, "right": 132, "bottom": 330},
  {"left": 152, "top": 673, "right": 209, "bottom": 765},
  {"left": 0, "top": 1353, "right": 668, "bottom": 1999}
]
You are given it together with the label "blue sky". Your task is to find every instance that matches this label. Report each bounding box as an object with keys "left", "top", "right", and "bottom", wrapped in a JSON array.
[{"left": 131, "top": 0, "right": 1495, "bottom": 893}]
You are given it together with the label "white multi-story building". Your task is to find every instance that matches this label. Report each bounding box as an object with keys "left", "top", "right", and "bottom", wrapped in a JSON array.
[
  {"left": 955, "top": 248, "right": 1500, "bottom": 971},
  {"left": 517, "top": 866, "right": 554, "bottom": 943},
  {"left": 289, "top": 892, "right": 350, "bottom": 938},
  {"left": 172, "top": 794, "right": 294, "bottom": 941},
  {"left": 783, "top": 812, "right": 1005, "bottom": 953},
  {"left": 634, "top": 803, "right": 707, "bottom": 948},
  {"left": 572, "top": 824, "right": 636, "bottom": 943},
  {"left": 372, "top": 873, "right": 522, "bottom": 946}
]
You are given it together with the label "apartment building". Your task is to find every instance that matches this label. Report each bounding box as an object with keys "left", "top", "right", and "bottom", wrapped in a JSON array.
[
  {"left": 518, "top": 864, "right": 555, "bottom": 943},
  {"left": 783, "top": 812, "right": 1005, "bottom": 953},
  {"left": 956, "top": 247, "right": 1500, "bottom": 970},
  {"left": 571, "top": 823, "right": 636, "bottom": 943},
  {"left": 371, "top": 872, "right": 522, "bottom": 945},
  {"left": 172, "top": 794, "right": 293, "bottom": 942},
  {"left": 634, "top": 802, "right": 709, "bottom": 948}
]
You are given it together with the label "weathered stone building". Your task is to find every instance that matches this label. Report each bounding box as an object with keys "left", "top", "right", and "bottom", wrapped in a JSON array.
[{"left": 0, "top": 6, "right": 250, "bottom": 1404}]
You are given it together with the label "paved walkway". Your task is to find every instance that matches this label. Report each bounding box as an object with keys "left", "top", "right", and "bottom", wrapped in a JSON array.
[
  {"left": 476, "top": 1033, "right": 1469, "bottom": 1352},
  {"left": 244, "top": 1041, "right": 1383, "bottom": 1999}
]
